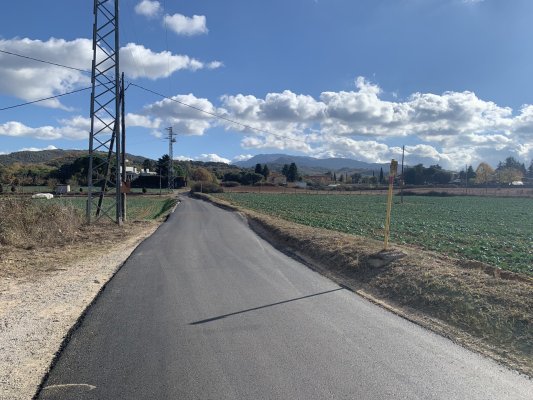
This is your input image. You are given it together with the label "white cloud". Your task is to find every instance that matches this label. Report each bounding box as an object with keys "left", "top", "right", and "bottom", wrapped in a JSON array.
[
  {"left": 213, "top": 77, "right": 533, "bottom": 169},
  {"left": 197, "top": 154, "right": 231, "bottom": 163},
  {"left": 121, "top": 43, "right": 213, "bottom": 79},
  {"left": 164, "top": 14, "right": 208, "bottom": 36},
  {"left": 19, "top": 145, "right": 58, "bottom": 152},
  {"left": 175, "top": 154, "right": 231, "bottom": 164},
  {"left": 135, "top": 0, "right": 162, "bottom": 18},
  {"left": 0, "top": 38, "right": 222, "bottom": 108},
  {"left": 233, "top": 154, "right": 253, "bottom": 162},
  {"left": 126, "top": 113, "right": 161, "bottom": 129},
  {"left": 207, "top": 61, "right": 224, "bottom": 69},
  {"left": 0, "top": 116, "right": 94, "bottom": 141},
  {"left": 142, "top": 93, "right": 219, "bottom": 135},
  {"left": 0, "top": 38, "right": 91, "bottom": 108}
]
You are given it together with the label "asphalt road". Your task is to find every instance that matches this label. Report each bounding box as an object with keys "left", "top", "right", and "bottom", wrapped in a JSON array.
[{"left": 38, "top": 196, "right": 532, "bottom": 400}]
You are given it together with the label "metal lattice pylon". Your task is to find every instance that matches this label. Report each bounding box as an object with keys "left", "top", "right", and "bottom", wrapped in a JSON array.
[
  {"left": 166, "top": 127, "right": 176, "bottom": 190},
  {"left": 87, "top": 0, "right": 122, "bottom": 224}
]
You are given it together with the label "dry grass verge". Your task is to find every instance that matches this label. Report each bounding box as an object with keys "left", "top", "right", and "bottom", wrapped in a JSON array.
[
  {"left": 193, "top": 192, "right": 532, "bottom": 377},
  {"left": 0, "top": 197, "right": 82, "bottom": 249}
]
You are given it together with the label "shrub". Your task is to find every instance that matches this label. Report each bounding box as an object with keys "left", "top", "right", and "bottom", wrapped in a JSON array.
[
  {"left": 190, "top": 182, "right": 223, "bottom": 193},
  {"left": 221, "top": 181, "right": 240, "bottom": 187},
  {"left": 0, "top": 198, "right": 82, "bottom": 247},
  {"left": 142, "top": 187, "right": 147, "bottom": 193}
]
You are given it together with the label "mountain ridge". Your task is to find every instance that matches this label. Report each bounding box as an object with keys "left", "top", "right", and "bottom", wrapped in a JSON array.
[{"left": 235, "top": 153, "right": 389, "bottom": 172}]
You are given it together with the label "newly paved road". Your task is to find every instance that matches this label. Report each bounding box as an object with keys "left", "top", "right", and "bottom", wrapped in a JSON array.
[{"left": 38, "top": 196, "right": 532, "bottom": 399}]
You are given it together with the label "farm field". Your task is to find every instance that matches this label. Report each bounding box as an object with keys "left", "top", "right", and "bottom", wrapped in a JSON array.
[
  {"left": 49, "top": 195, "right": 176, "bottom": 221},
  {"left": 215, "top": 193, "right": 533, "bottom": 274}
]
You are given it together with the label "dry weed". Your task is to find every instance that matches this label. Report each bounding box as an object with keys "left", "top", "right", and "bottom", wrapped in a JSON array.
[{"left": 0, "top": 197, "right": 82, "bottom": 248}]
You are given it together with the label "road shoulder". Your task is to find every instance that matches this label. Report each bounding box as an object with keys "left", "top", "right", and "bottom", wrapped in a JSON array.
[{"left": 0, "top": 221, "right": 160, "bottom": 400}]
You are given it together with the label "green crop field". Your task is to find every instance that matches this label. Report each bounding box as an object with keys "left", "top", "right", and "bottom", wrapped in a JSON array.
[
  {"left": 50, "top": 195, "right": 176, "bottom": 221},
  {"left": 215, "top": 193, "right": 533, "bottom": 274}
]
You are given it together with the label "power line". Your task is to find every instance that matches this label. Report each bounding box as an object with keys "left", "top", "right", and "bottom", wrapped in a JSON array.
[
  {"left": 1, "top": 49, "right": 309, "bottom": 146},
  {"left": 0, "top": 85, "right": 96, "bottom": 111},
  {"left": 0, "top": 49, "right": 89, "bottom": 73},
  {"left": 129, "top": 83, "right": 309, "bottom": 145}
]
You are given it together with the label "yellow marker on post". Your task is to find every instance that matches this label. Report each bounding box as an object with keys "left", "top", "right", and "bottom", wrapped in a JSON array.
[{"left": 384, "top": 159, "right": 398, "bottom": 250}]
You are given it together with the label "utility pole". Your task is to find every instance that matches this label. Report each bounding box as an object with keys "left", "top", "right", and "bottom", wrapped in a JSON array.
[
  {"left": 400, "top": 145, "right": 405, "bottom": 204},
  {"left": 87, "top": 0, "right": 123, "bottom": 224},
  {"left": 165, "top": 127, "right": 176, "bottom": 191},
  {"left": 465, "top": 163, "right": 468, "bottom": 194},
  {"left": 120, "top": 72, "right": 126, "bottom": 221}
]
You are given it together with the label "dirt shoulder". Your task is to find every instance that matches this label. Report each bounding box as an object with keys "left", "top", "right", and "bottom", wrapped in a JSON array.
[
  {"left": 0, "top": 220, "right": 161, "bottom": 400},
  {"left": 193, "top": 192, "right": 532, "bottom": 378}
]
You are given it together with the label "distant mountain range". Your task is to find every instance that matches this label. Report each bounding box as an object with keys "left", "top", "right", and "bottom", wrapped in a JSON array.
[
  {"left": 235, "top": 154, "right": 389, "bottom": 173},
  {"left": 1, "top": 149, "right": 391, "bottom": 175},
  {"left": 0, "top": 149, "right": 149, "bottom": 166}
]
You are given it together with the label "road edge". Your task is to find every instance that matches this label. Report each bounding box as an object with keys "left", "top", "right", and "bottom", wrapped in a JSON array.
[
  {"left": 32, "top": 203, "right": 180, "bottom": 400},
  {"left": 190, "top": 191, "right": 532, "bottom": 379}
]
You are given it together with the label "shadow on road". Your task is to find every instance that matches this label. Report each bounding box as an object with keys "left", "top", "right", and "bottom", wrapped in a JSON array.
[{"left": 189, "top": 287, "right": 345, "bottom": 325}]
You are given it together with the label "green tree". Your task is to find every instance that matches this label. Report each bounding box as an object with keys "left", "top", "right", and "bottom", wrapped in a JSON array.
[
  {"left": 142, "top": 158, "right": 155, "bottom": 171},
  {"left": 261, "top": 164, "right": 270, "bottom": 179},
  {"left": 351, "top": 173, "right": 361, "bottom": 183},
  {"left": 156, "top": 155, "right": 170, "bottom": 177},
  {"left": 379, "top": 167, "right": 384, "bottom": 184},
  {"left": 287, "top": 162, "right": 299, "bottom": 182},
  {"left": 467, "top": 165, "right": 476, "bottom": 181},
  {"left": 281, "top": 164, "right": 289, "bottom": 178},
  {"left": 254, "top": 163, "right": 263, "bottom": 174},
  {"left": 404, "top": 164, "right": 425, "bottom": 185}
]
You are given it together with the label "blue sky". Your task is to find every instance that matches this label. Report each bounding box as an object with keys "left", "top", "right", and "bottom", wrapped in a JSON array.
[{"left": 1, "top": 0, "right": 533, "bottom": 170}]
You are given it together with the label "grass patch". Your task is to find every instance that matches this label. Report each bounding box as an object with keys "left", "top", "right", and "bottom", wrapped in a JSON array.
[
  {"left": 215, "top": 193, "right": 533, "bottom": 274},
  {"left": 49, "top": 195, "right": 177, "bottom": 221}
]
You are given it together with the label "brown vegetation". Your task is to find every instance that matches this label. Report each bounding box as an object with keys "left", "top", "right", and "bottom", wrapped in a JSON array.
[
  {"left": 194, "top": 192, "right": 533, "bottom": 377},
  {"left": 0, "top": 197, "right": 82, "bottom": 248}
]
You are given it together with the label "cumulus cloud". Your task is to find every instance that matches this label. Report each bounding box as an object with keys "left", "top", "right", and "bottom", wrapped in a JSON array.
[
  {"left": 121, "top": 43, "right": 211, "bottom": 79},
  {"left": 0, "top": 38, "right": 91, "bottom": 108},
  {"left": 1, "top": 120, "right": 81, "bottom": 140},
  {"left": 142, "top": 93, "right": 219, "bottom": 135},
  {"left": 175, "top": 154, "right": 231, "bottom": 164},
  {"left": 19, "top": 145, "right": 58, "bottom": 152},
  {"left": 212, "top": 77, "right": 533, "bottom": 168},
  {"left": 0, "top": 116, "right": 97, "bottom": 141},
  {"left": 0, "top": 38, "right": 222, "bottom": 108},
  {"left": 130, "top": 75, "right": 533, "bottom": 168},
  {"left": 135, "top": 0, "right": 162, "bottom": 18},
  {"left": 164, "top": 14, "right": 208, "bottom": 36},
  {"left": 233, "top": 154, "right": 253, "bottom": 162}
]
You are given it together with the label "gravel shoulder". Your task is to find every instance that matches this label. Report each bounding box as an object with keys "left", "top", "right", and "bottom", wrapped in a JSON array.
[{"left": 0, "top": 221, "right": 160, "bottom": 400}]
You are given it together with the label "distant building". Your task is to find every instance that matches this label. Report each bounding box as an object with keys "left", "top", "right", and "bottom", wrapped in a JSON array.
[
  {"left": 55, "top": 184, "right": 70, "bottom": 194},
  {"left": 120, "top": 166, "right": 140, "bottom": 181},
  {"left": 140, "top": 168, "right": 157, "bottom": 176}
]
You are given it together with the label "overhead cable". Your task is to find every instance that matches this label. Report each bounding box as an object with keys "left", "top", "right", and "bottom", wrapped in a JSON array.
[
  {"left": 0, "top": 49, "right": 90, "bottom": 73},
  {"left": 129, "top": 83, "right": 309, "bottom": 144},
  {"left": 0, "top": 85, "right": 97, "bottom": 111}
]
